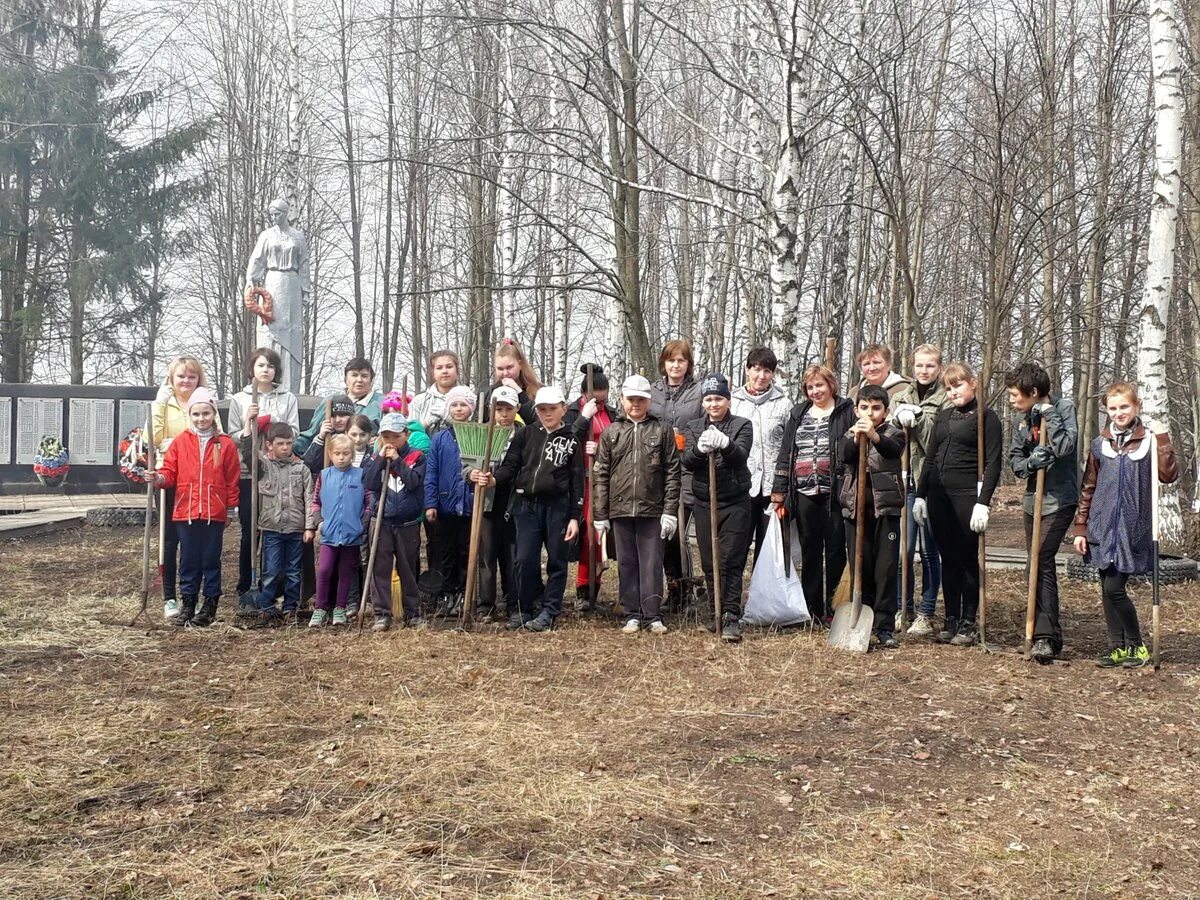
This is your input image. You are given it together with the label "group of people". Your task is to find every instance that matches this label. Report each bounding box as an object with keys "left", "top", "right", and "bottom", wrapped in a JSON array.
[{"left": 147, "top": 335, "right": 1178, "bottom": 665}]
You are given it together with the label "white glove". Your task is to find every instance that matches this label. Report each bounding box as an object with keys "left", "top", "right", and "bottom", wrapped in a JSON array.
[
  {"left": 660, "top": 514, "right": 678, "bottom": 540},
  {"left": 581, "top": 398, "right": 599, "bottom": 419},
  {"left": 894, "top": 404, "right": 921, "bottom": 428},
  {"left": 586, "top": 440, "right": 597, "bottom": 456},
  {"left": 841, "top": 506, "right": 853, "bottom": 519},
  {"left": 1142, "top": 417, "right": 1165, "bottom": 435},
  {"left": 912, "top": 498, "right": 928, "bottom": 527},
  {"left": 594, "top": 519, "right": 610, "bottom": 538},
  {"left": 695, "top": 431, "right": 714, "bottom": 454},
  {"left": 969, "top": 503, "right": 989, "bottom": 533},
  {"left": 705, "top": 426, "right": 730, "bottom": 450}
]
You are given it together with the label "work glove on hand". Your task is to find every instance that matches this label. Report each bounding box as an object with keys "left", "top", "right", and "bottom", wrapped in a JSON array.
[
  {"left": 911, "top": 498, "right": 928, "bottom": 527},
  {"left": 705, "top": 426, "right": 730, "bottom": 451},
  {"left": 660, "top": 514, "right": 678, "bottom": 540},
  {"left": 841, "top": 505, "right": 853, "bottom": 520},
  {"left": 581, "top": 398, "right": 599, "bottom": 419},
  {"left": 695, "top": 431, "right": 714, "bottom": 454},
  {"left": 1027, "top": 445, "right": 1055, "bottom": 471},
  {"left": 894, "top": 404, "right": 922, "bottom": 428},
  {"left": 969, "top": 503, "right": 990, "bottom": 533},
  {"left": 594, "top": 519, "right": 610, "bottom": 538}
]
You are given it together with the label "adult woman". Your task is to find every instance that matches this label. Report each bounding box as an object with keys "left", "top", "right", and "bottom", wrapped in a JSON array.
[
  {"left": 151, "top": 355, "right": 217, "bottom": 620},
  {"left": 650, "top": 339, "right": 704, "bottom": 605},
  {"left": 770, "top": 364, "right": 856, "bottom": 624},
  {"left": 227, "top": 347, "right": 300, "bottom": 599}
]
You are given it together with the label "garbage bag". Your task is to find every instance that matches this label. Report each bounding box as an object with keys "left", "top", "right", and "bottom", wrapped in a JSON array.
[{"left": 743, "top": 516, "right": 810, "bottom": 626}]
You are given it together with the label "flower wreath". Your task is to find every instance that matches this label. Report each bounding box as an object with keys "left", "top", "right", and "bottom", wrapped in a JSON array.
[
  {"left": 33, "top": 436, "right": 70, "bottom": 486},
  {"left": 244, "top": 285, "right": 275, "bottom": 325},
  {"left": 118, "top": 426, "right": 151, "bottom": 484}
]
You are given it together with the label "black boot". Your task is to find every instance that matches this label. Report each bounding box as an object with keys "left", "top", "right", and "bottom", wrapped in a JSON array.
[
  {"left": 191, "top": 597, "right": 219, "bottom": 628},
  {"left": 720, "top": 614, "right": 742, "bottom": 644},
  {"left": 174, "top": 596, "right": 197, "bottom": 627}
]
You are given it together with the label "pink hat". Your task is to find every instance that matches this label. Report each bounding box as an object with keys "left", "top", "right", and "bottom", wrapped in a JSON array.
[
  {"left": 446, "top": 385, "right": 477, "bottom": 412},
  {"left": 187, "top": 386, "right": 219, "bottom": 411}
]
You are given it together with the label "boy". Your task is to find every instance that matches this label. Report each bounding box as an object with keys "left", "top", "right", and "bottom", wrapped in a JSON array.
[
  {"left": 838, "top": 385, "right": 907, "bottom": 648},
  {"left": 890, "top": 344, "right": 948, "bottom": 634},
  {"left": 593, "top": 374, "right": 682, "bottom": 634},
  {"left": 362, "top": 412, "right": 427, "bottom": 631},
  {"left": 1007, "top": 362, "right": 1078, "bottom": 663},
  {"left": 242, "top": 421, "right": 314, "bottom": 625},
  {"left": 474, "top": 386, "right": 522, "bottom": 620},
  {"left": 474, "top": 385, "right": 582, "bottom": 632},
  {"left": 302, "top": 394, "right": 357, "bottom": 474},
  {"left": 294, "top": 357, "right": 382, "bottom": 455}
]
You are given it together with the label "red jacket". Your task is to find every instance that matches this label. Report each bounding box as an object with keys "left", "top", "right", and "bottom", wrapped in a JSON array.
[{"left": 158, "top": 431, "right": 241, "bottom": 524}]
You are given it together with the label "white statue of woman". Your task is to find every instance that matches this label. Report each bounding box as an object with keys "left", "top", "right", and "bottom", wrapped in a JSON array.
[{"left": 245, "top": 198, "right": 310, "bottom": 394}]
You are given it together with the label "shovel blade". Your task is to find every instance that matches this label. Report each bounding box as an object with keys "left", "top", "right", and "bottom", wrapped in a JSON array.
[{"left": 828, "top": 600, "right": 872, "bottom": 653}]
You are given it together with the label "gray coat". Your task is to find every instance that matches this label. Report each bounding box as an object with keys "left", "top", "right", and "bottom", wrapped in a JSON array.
[
  {"left": 650, "top": 375, "right": 704, "bottom": 505},
  {"left": 240, "top": 435, "right": 314, "bottom": 533}
]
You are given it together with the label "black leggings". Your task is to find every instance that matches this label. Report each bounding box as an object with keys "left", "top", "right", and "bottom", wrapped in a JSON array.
[
  {"left": 1100, "top": 567, "right": 1143, "bottom": 648},
  {"left": 928, "top": 489, "right": 980, "bottom": 625},
  {"left": 158, "top": 488, "right": 179, "bottom": 601}
]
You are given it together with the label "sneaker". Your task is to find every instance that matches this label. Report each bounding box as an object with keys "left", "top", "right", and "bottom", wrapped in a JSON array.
[
  {"left": 720, "top": 615, "right": 742, "bottom": 644},
  {"left": 309, "top": 609, "right": 328, "bottom": 628},
  {"left": 372, "top": 614, "right": 392, "bottom": 633},
  {"left": 875, "top": 631, "right": 900, "bottom": 649},
  {"left": 407, "top": 616, "right": 427, "bottom": 630},
  {"left": 345, "top": 602, "right": 359, "bottom": 621},
  {"left": 951, "top": 623, "right": 978, "bottom": 646},
  {"left": 1030, "top": 638, "right": 1055, "bottom": 663},
  {"left": 621, "top": 617, "right": 641, "bottom": 634},
  {"left": 507, "top": 612, "right": 532, "bottom": 630},
  {"left": 936, "top": 618, "right": 959, "bottom": 644},
  {"left": 1095, "top": 647, "right": 1127, "bottom": 668},
  {"left": 648, "top": 619, "right": 669, "bottom": 635},
  {"left": 907, "top": 614, "right": 934, "bottom": 637},
  {"left": 525, "top": 610, "right": 555, "bottom": 632},
  {"left": 164, "top": 598, "right": 181, "bottom": 620},
  {"left": 331, "top": 607, "right": 348, "bottom": 626},
  {"left": 1122, "top": 644, "right": 1150, "bottom": 669}
]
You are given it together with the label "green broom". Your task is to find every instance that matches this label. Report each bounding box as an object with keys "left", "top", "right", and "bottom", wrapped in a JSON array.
[{"left": 452, "top": 421, "right": 513, "bottom": 470}]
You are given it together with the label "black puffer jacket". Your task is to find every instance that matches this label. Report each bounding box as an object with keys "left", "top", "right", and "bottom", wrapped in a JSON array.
[
  {"left": 593, "top": 413, "right": 681, "bottom": 519},
  {"left": 681, "top": 413, "right": 754, "bottom": 507},
  {"left": 837, "top": 422, "right": 906, "bottom": 518}
]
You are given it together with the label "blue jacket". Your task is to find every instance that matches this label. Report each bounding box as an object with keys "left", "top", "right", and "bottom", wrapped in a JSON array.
[
  {"left": 362, "top": 448, "right": 426, "bottom": 526},
  {"left": 309, "top": 465, "right": 369, "bottom": 546},
  {"left": 424, "top": 428, "right": 473, "bottom": 517}
]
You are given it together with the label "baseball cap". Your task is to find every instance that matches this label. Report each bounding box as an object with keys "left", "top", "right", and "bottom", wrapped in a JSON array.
[
  {"left": 533, "top": 385, "right": 566, "bottom": 407},
  {"left": 621, "top": 374, "right": 652, "bottom": 400},
  {"left": 492, "top": 385, "right": 520, "bottom": 408},
  {"left": 379, "top": 412, "right": 409, "bottom": 434}
]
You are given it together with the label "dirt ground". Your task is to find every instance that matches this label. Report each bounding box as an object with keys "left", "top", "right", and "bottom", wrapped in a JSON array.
[{"left": 2, "top": 517, "right": 1200, "bottom": 898}]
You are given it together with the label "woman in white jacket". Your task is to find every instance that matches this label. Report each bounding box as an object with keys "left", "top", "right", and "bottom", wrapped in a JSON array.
[{"left": 730, "top": 347, "right": 793, "bottom": 564}]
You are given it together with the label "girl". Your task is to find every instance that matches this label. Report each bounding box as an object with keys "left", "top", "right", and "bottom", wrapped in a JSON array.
[
  {"left": 151, "top": 355, "right": 215, "bottom": 620},
  {"left": 228, "top": 347, "right": 300, "bottom": 600},
  {"left": 306, "top": 434, "right": 370, "bottom": 627},
  {"left": 565, "top": 364, "right": 618, "bottom": 612},
  {"left": 153, "top": 387, "right": 240, "bottom": 627},
  {"left": 650, "top": 339, "right": 705, "bottom": 608},
  {"left": 770, "top": 364, "right": 856, "bottom": 625},
  {"left": 1073, "top": 382, "right": 1179, "bottom": 668},
  {"left": 486, "top": 338, "right": 540, "bottom": 423},
  {"left": 410, "top": 350, "right": 468, "bottom": 433},
  {"left": 423, "top": 386, "right": 478, "bottom": 612},
  {"left": 681, "top": 373, "right": 754, "bottom": 643},
  {"left": 347, "top": 414, "right": 376, "bottom": 467},
  {"left": 912, "top": 363, "right": 1002, "bottom": 646}
]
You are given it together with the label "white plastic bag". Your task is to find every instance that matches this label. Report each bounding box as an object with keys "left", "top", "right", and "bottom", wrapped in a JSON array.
[{"left": 743, "top": 515, "right": 810, "bottom": 626}]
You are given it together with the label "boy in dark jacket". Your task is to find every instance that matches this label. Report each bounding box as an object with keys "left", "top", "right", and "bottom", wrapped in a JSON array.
[
  {"left": 475, "top": 385, "right": 583, "bottom": 632},
  {"left": 838, "top": 385, "right": 907, "bottom": 648},
  {"left": 362, "top": 412, "right": 427, "bottom": 632},
  {"left": 1007, "top": 362, "right": 1078, "bottom": 663},
  {"left": 681, "top": 373, "right": 754, "bottom": 643}
]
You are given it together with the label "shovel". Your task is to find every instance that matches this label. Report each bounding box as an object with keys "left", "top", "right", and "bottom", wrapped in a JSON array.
[
  {"left": 708, "top": 451, "right": 722, "bottom": 640},
  {"left": 237, "top": 389, "right": 263, "bottom": 616},
  {"left": 1151, "top": 428, "right": 1162, "bottom": 671},
  {"left": 1024, "top": 419, "right": 1049, "bottom": 659},
  {"left": 899, "top": 429, "right": 910, "bottom": 634},
  {"left": 829, "top": 432, "right": 873, "bottom": 652},
  {"left": 358, "top": 460, "right": 392, "bottom": 633},
  {"left": 131, "top": 403, "right": 157, "bottom": 625}
]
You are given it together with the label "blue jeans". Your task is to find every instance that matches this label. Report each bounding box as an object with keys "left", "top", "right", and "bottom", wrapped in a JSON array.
[
  {"left": 512, "top": 496, "right": 571, "bottom": 619},
  {"left": 178, "top": 521, "right": 224, "bottom": 599},
  {"left": 260, "top": 531, "right": 303, "bottom": 612},
  {"left": 898, "top": 492, "right": 941, "bottom": 617}
]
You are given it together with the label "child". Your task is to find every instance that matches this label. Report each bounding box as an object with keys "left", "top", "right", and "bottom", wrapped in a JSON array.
[
  {"left": 681, "top": 373, "right": 754, "bottom": 643},
  {"left": 1073, "top": 382, "right": 1179, "bottom": 668},
  {"left": 154, "top": 387, "right": 240, "bottom": 627},
  {"left": 475, "top": 386, "right": 523, "bottom": 619},
  {"left": 593, "top": 374, "right": 681, "bottom": 634},
  {"left": 837, "top": 385, "right": 907, "bottom": 649},
  {"left": 228, "top": 347, "right": 300, "bottom": 601},
  {"left": 1007, "top": 362, "right": 1078, "bottom": 663},
  {"left": 362, "top": 412, "right": 427, "bottom": 631},
  {"left": 486, "top": 338, "right": 540, "bottom": 422},
  {"left": 474, "top": 385, "right": 582, "bottom": 632},
  {"left": 302, "top": 394, "right": 357, "bottom": 474},
  {"left": 347, "top": 414, "right": 376, "bottom": 468},
  {"left": 306, "top": 434, "right": 371, "bottom": 627},
  {"left": 565, "top": 363, "right": 618, "bottom": 612},
  {"left": 913, "top": 363, "right": 1002, "bottom": 646},
  {"left": 423, "top": 385, "right": 478, "bottom": 613},
  {"left": 411, "top": 350, "right": 470, "bottom": 434},
  {"left": 241, "top": 422, "right": 313, "bottom": 625}
]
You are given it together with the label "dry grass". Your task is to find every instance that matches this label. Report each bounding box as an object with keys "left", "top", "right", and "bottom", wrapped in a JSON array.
[{"left": 2, "top": 524, "right": 1200, "bottom": 898}]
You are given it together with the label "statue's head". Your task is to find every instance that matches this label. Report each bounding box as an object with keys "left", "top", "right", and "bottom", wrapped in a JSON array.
[{"left": 268, "top": 198, "right": 289, "bottom": 226}]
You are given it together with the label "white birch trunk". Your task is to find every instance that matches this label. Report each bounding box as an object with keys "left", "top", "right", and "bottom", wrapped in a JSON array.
[
  {"left": 496, "top": 20, "right": 518, "bottom": 338},
  {"left": 550, "top": 92, "right": 569, "bottom": 386},
  {"left": 1138, "top": 0, "right": 1185, "bottom": 542}
]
